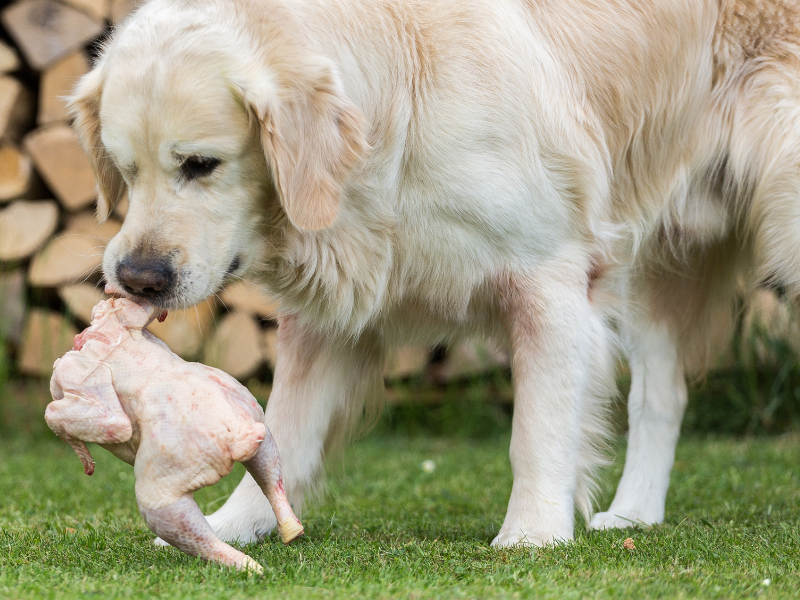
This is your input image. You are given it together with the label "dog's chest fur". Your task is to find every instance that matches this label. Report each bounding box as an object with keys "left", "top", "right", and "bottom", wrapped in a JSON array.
[{"left": 257, "top": 169, "right": 581, "bottom": 346}]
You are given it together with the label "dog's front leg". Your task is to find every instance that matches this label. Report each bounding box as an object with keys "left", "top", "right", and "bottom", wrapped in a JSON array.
[
  {"left": 205, "top": 314, "right": 385, "bottom": 544},
  {"left": 492, "top": 261, "right": 613, "bottom": 547}
]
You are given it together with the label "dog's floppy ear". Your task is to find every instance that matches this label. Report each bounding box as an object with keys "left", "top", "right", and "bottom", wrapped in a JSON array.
[
  {"left": 244, "top": 61, "right": 368, "bottom": 230},
  {"left": 68, "top": 66, "right": 126, "bottom": 224}
]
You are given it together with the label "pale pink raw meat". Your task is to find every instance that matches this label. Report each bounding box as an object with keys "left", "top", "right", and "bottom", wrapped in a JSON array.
[{"left": 45, "top": 294, "right": 303, "bottom": 573}]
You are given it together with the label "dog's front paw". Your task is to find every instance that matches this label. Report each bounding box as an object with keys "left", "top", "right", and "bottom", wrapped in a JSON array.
[
  {"left": 491, "top": 526, "right": 569, "bottom": 548},
  {"left": 205, "top": 505, "right": 276, "bottom": 544},
  {"left": 589, "top": 510, "right": 658, "bottom": 530},
  {"left": 152, "top": 507, "right": 275, "bottom": 547}
]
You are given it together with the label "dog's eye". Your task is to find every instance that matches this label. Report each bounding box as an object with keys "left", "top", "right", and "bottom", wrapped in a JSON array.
[{"left": 180, "top": 156, "right": 221, "bottom": 180}]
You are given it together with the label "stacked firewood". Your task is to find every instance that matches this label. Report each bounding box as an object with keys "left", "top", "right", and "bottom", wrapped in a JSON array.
[
  {"left": 2, "top": 0, "right": 797, "bottom": 393},
  {"left": 0, "top": 0, "right": 146, "bottom": 379},
  {"left": 2, "top": 0, "right": 797, "bottom": 389},
  {"left": 0, "top": 0, "right": 510, "bottom": 386}
]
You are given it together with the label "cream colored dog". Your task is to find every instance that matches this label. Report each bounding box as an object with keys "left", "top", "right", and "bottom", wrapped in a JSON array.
[{"left": 68, "top": 0, "right": 783, "bottom": 547}]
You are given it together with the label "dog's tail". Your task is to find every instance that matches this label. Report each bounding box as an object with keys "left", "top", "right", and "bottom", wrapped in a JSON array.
[{"left": 574, "top": 302, "right": 618, "bottom": 524}]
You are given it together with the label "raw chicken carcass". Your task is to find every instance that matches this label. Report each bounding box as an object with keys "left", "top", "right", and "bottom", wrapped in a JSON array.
[{"left": 45, "top": 293, "right": 303, "bottom": 573}]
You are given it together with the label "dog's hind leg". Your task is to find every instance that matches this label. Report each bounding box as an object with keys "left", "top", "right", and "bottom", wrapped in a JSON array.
[
  {"left": 204, "top": 314, "right": 385, "bottom": 544},
  {"left": 591, "top": 229, "right": 741, "bottom": 529},
  {"left": 590, "top": 316, "right": 686, "bottom": 529},
  {"left": 492, "top": 257, "right": 614, "bottom": 547}
]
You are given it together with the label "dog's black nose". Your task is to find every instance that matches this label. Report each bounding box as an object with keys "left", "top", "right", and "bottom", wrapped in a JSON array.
[{"left": 117, "top": 258, "right": 173, "bottom": 299}]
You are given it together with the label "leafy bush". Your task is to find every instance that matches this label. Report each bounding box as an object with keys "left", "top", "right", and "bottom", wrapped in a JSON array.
[{"left": 684, "top": 325, "right": 800, "bottom": 435}]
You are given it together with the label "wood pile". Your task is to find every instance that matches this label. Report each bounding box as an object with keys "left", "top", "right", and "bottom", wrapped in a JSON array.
[
  {"left": 6, "top": 0, "right": 799, "bottom": 396},
  {"left": 0, "top": 0, "right": 504, "bottom": 388},
  {"left": 5, "top": 1, "right": 799, "bottom": 406},
  {"left": 0, "top": 0, "right": 121, "bottom": 377},
  {"left": 5, "top": 0, "right": 799, "bottom": 401}
]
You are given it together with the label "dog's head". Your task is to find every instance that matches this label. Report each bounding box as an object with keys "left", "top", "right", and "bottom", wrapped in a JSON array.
[{"left": 69, "top": 0, "right": 367, "bottom": 308}]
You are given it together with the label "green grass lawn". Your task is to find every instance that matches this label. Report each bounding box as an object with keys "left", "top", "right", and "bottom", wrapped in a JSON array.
[{"left": 0, "top": 432, "right": 798, "bottom": 599}]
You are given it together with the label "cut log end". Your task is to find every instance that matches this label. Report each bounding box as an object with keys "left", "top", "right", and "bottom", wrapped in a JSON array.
[
  {"left": 220, "top": 281, "right": 280, "bottom": 318},
  {"left": 0, "top": 200, "right": 59, "bottom": 261},
  {"left": 0, "top": 142, "right": 34, "bottom": 202},
  {"left": 1, "top": 0, "right": 105, "bottom": 71},
  {"left": 28, "top": 233, "right": 104, "bottom": 288},
  {"left": 20, "top": 309, "right": 79, "bottom": 376},
  {"left": 0, "top": 76, "right": 34, "bottom": 142},
  {"left": 203, "top": 312, "right": 263, "bottom": 379},
  {"left": 146, "top": 302, "right": 216, "bottom": 359},
  {"left": 0, "top": 40, "right": 20, "bottom": 74},
  {"left": 24, "top": 124, "right": 97, "bottom": 211},
  {"left": 38, "top": 50, "right": 89, "bottom": 125}
]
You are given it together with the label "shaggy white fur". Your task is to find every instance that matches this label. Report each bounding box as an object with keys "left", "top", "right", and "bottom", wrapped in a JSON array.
[{"left": 593, "top": 1, "right": 800, "bottom": 529}]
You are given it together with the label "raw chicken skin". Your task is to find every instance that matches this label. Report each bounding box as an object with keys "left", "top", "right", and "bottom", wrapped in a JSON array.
[{"left": 46, "top": 295, "right": 303, "bottom": 573}]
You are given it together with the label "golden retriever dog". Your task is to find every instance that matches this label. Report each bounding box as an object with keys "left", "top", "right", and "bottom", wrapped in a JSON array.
[{"left": 67, "top": 0, "right": 788, "bottom": 547}]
